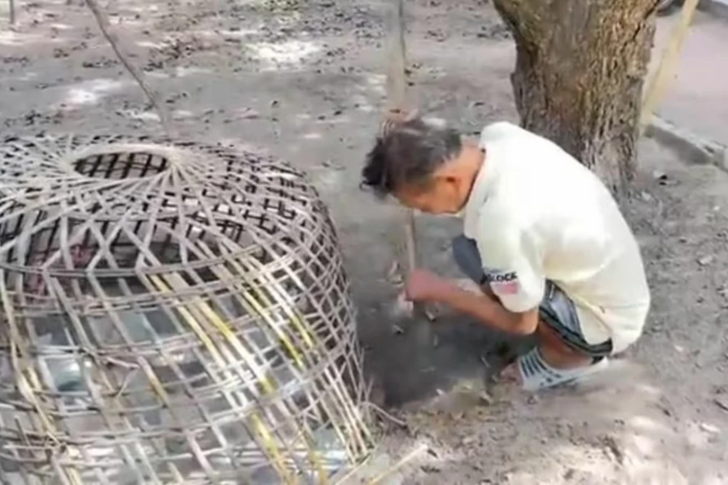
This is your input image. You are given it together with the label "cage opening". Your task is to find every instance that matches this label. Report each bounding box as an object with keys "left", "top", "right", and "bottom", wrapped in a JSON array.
[{"left": 73, "top": 152, "right": 170, "bottom": 179}]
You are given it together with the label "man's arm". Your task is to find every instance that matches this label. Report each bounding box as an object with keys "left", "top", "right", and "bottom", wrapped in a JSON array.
[
  {"left": 404, "top": 269, "right": 540, "bottom": 335},
  {"left": 438, "top": 220, "right": 545, "bottom": 333},
  {"left": 436, "top": 282, "right": 539, "bottom": 335},
  {"left": 406, "top": 222, "right": 546, "bottom": 334}
]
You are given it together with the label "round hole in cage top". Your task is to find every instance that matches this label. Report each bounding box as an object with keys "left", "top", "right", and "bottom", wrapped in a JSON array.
[{"left": 0, "top": 135, "right": 377, "bottom": 484}]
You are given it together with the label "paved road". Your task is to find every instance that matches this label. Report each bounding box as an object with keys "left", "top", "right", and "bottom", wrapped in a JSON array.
[{"left": 653, "top": 11, "right": 728, "bottom": 145}]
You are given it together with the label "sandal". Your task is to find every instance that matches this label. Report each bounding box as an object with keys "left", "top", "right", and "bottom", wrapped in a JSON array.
[{"left": 517, "top": 347, "right": 609, "bottom": 392}]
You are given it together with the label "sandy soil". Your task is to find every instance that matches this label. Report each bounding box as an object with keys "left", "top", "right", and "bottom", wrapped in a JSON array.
[{"left": 1, "top": 1, "right": 728, "bottom": 484}]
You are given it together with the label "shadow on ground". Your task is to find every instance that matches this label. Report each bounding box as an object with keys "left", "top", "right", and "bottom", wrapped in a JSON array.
[{"left": 360, "top": 310, "right": 532, "bottom": 407}]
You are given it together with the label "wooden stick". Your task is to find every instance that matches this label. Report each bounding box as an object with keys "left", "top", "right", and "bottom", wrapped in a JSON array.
[
  {"left": 639, "top": 0, "right": 700, "bottom": 135},
  {"left": 366, "top": 442, "right": 428, "bottom": 485},
  {"left": 386, "top": 0, "right": 418, "bottom": 279},
  {"left": 386, "top": 0, "right": 407, "bottom": 113},
  {"left": 9, "top": 0, "right": 15, "bottom": 25},
  {"left": 370, "top": 403, "right": 408, "bottom": 428},
  {"left": 84, "top": 0, "right": 177, "bottom": 138}
]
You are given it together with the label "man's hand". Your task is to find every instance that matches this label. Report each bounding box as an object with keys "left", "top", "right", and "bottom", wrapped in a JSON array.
[
  {"left": 404, "top": 269, "right": 455, "bottom": 303},
  {"left": 379, "top": 109, "right": 419, "bottom": 137}
]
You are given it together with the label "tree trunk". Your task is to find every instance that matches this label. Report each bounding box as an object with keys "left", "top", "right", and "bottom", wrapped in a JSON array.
[{"left": 493, "top": 0, "right": 658, "bottom": 193}]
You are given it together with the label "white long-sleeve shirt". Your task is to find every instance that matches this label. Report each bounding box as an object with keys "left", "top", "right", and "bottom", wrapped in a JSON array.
[{"left": 463, "top": 122, "right": 651, "bottom": 353}]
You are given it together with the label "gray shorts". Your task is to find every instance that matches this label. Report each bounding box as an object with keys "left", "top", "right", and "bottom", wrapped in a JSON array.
[{"left": 451, "top": 236, "right": 613, "bottom": 358}]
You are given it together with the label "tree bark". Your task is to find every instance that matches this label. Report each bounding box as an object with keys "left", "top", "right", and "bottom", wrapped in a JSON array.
[{"left": 493, "top": 0, "right": 658, "bottom": 193}]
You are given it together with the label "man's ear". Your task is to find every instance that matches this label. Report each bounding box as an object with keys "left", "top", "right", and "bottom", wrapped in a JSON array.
[
  {"left": 431, "top": 164, "right": 462, "bottom": 188},
  {"left": 432, "top": 161, "right": 458, "bottom": 179},
  {"left": 443, "top": 174, "right": 459, "bottom": 185}
]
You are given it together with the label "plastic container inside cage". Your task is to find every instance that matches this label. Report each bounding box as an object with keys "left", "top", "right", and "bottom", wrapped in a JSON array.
[{"left": 0, "top": 135, "right": 375, "bottom": 484}]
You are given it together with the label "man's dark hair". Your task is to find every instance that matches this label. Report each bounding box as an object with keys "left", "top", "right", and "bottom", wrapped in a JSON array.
[{"left": 361, "top": 117, "right": 462, "bottom": 198}]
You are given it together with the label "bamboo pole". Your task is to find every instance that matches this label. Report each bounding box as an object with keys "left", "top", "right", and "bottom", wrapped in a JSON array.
[
  {"left": 639, "top": 0, "right": 701, "bottom": 135},
  {"left": 386, "top": 0, "right": 407, "bottom": 115},
  {"left": 386, "top": 0, "right": 419, "bottom": 287},
  {"left": 84, "top": 0, "right": 177, "bottom": 138}
]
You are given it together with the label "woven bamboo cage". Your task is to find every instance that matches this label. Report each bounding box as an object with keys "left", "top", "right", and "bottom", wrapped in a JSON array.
[{"left": 0, "top": 134, "right": 376, "bottom": 484}]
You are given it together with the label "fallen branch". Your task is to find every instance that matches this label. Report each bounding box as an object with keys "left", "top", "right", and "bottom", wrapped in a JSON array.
[
  {"left": 84, "top": 0, "right": 176, "bottom": 138},
  {"left": 370, "top": 403, "right": 408, "bottom": 428},
  {"left": 366, "top": 442, "right": 428, "bottom": 485}
]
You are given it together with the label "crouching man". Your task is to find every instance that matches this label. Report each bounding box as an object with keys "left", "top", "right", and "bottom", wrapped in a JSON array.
[{"left": 361, "top": 116, "right": 650, "bottom": 391}]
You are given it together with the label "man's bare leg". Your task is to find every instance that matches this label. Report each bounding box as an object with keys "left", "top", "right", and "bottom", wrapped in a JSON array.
[
  {"left": 501, "top": 320, "right": 593, "bottom": 386},
  {"left": 535, "top": 320, "right": 593, "bottom": 369}
]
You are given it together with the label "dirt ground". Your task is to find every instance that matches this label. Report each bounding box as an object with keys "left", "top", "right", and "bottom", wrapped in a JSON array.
[{"left": 1, "top": 0, "right": 728, "bottom": 484}]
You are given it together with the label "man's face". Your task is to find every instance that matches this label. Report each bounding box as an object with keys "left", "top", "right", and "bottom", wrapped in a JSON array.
[
  {"left": 393, "top": 146, "right": 481, "bottom": 215},
  {"left": 394, "top": 176, "right": 464, "bottom": 215}
]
